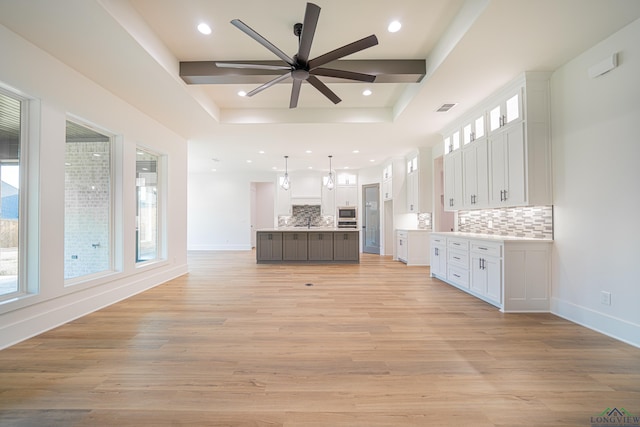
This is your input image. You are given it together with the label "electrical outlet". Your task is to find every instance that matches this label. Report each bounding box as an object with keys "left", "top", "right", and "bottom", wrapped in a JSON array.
[{"left": 600, "top": 291, "right": 611, "bottom": 306}]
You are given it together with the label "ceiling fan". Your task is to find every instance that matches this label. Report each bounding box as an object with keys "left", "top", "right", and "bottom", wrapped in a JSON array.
[{"left": 216, "top": 2, "right": 379, "bottom": 108}]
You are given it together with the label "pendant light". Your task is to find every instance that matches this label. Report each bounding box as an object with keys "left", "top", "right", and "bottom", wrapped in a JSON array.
[
  {"left": 326, "top": 155, "right": 335, "bottom": 190},
  {"left": 281, "top": 155, "right": 290, "bottom": 190}
]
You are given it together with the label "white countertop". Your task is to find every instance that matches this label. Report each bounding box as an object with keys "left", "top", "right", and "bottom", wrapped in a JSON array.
[
  {"left": 257, "top": 227, "right": 359, "bottom": 232},
  {"left": 430, "top": 231, "right": 552, "bottom": 243}
]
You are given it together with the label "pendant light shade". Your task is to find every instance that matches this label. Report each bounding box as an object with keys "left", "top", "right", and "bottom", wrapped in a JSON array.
[
  {"left": 326, "top": 155, "right": 334, "bottom": 190},
  {"left": 281, "top": 155, "right": 290, "bottom": 190}
]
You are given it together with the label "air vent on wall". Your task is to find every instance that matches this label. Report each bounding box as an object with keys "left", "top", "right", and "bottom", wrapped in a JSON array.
[{"left": 436, "top": 103, "right": 457, "bottom": 113}]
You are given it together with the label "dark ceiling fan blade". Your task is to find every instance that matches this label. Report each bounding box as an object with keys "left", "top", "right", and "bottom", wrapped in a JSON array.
[
  {"left": 297, "top": 2, "right": 321, "bottom": 64},
  {"left": 311, "top": 67, "right": 376, "bottom": 83},
  {"left": 246, "top": 73, "right": 291, "bottom": 97},
  {"left": 215, "top": 62, "right": 291, "bottom": 71},
  {"left": 290, "top": 79, "right": 302, "bottom": 108},
  {"left": 231, "top": 19, "right": 295, "bottom": 66},
  {"left": 308, "top": 34, "right": 379, "bottom": 70},
  {"left": 307, "top": 75, "right": 341, "bottom": 104}
]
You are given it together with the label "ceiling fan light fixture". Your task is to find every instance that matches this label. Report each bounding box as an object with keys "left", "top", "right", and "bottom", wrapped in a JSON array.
[
  {"left": 197, "top": 23, "right": 212, "bottom": 35},
  {"left": 388, "top": 20, "right": 402, "bottom": 33}
]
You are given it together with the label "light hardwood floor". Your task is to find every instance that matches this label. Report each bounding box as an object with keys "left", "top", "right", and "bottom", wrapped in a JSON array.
[{"left": 1, "top": 251, "right": 639, "bottom": 426}]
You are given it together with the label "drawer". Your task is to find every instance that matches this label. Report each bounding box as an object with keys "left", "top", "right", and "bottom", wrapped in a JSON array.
[
  {"left": 397, "top": 231, "right": 408, "bottom": 239},
  {"left": 430, "top": 235, "right": 446, "bottom": 245},
  {"left": 447, "top": 265, "right": 469, "bottom": 288},
  {"left": 447, "top": 248, "right": 469, "bottom": 268},
  {"left": 470, "top": 240, "right": 502, "bottom": 257},
  {"left": 447, "top": 237, "right": 469, "bottom": 251}
]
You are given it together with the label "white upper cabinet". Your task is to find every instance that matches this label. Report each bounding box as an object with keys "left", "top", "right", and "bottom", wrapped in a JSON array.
[
  {"left": 463, "top": 114, "right": 486, "bottom": 146},
  {"left": 336, "top": 172, "right": 357, "bottom": 207},
  {"left": 337, "top": 172, "right": 357, "bottom": 186},
  {"left": 405, "top": 148, "right": 433, "bottom": 214},
  {"left": 488, "top": 123, "right": 526, "bottom": 206},
  {"left": 462, "top": 139, "right": 489, "bottom": 209},
  {"left": 382, "top": 163, "right": 393, "bottom": 201},
  {"left": 441, "top": 72, "right": 552, "bottom": 210},
  {"left": 444, "top": 150, "right": 463, "bottom": 211},
  {"left": 489, "top": 91, "right": 522, "bottom": 133}
]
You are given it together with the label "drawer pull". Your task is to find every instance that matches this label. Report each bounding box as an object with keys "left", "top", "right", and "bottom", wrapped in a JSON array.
[
  {"left": 453, "top": 274, "right": 461, "bottom": 278},
  {"left": 478, "top": 247, "right": 488, "bottom": 251},
  {"left": 453, "top": 256, "right": 461, "bottom": 260},
  {"left": 452, "top": 242, "right": 460, "bottom": 246}
]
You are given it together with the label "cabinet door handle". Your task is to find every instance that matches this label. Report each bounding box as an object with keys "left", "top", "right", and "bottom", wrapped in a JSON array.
[
  {"left": 503, "top": 190, "right": 508, "bottom": 201},
  {"left": 453, "top": 273, "right": 461, "bottom": 278},
  {"left": 478, "top": 247, "right": 488, "bottom": 251},
  {"left": 435, "top": 248, "right": 439, "bottom": 256},
  {"left": 453, "top": 256, "right": 460, "bottom": 260}
]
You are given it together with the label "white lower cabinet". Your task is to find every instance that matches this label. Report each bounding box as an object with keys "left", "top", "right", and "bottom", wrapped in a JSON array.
[
  {"left": 429, "top": 232, "right": 551, "bottom": 312},
  {"left": 470, "top": 241, "right": 502, "bottom": 306},
  {"left": 430, "top": 236, "right": 446, "bottom": 278},
  {"left": 396, "top": 230, "right": 430, "bottom": 266}
]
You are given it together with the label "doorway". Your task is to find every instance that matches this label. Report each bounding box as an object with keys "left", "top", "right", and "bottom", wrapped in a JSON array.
[{"left": 362, "top": 183, "right": 380, "bottom": 254}]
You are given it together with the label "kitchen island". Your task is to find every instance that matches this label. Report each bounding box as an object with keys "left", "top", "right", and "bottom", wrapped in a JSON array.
[{"left": 256, "top": 228, "right": 359, "bottom": 264}]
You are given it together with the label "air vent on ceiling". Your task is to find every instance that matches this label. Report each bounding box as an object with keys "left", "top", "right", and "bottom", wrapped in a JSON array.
[{"left": 436, "top": 103, "right": 457, "bottom": 113}]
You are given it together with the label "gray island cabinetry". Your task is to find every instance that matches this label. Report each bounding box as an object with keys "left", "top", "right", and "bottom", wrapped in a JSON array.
[
  {"left": 256, "top": 229, "right": 359, "bottom": 264},
  {"left": 256, "top": 232, "right": 282, "bottom": 262}
]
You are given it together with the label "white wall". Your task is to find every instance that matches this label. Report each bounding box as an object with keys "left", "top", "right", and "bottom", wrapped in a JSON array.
[
  {"left": 188, "top": 170, "right": 275, "bottom": 250},
  {"left": 550, "top": 18, "right": 640, "bottom": 346},
  {"left": 0, "top": 24, "right": 188, "bottom": 349}
]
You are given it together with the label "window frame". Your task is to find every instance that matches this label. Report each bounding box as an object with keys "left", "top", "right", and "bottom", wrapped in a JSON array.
[
  {"left": 135, "top": 146, "right": 165, "bottom": 266},
  {"left": 63, "top": 117, "right": 117, "bottom": 286}
]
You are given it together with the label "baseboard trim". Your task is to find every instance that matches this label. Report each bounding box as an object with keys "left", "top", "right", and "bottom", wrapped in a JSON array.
[
  {"left": 551, "top": 297, "right": 640, "bottom": 348},
  {"left": 187, "top": 244, "right": 252, "bottom": 251},
  {"left": 0, "top": 264, "right": 188, "bottom": 350}
]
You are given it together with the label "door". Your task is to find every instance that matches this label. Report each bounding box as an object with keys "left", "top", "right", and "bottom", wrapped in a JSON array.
[{"left": 362, "top": 184, "right": 380, "bottom": 254}]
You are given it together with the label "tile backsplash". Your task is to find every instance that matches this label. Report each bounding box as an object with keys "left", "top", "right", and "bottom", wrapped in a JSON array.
[
  {"left": 278, "top": 205, "right": 334, "bottom": 227},
  {"left": 457, "top": 206, "right": 553, "bottom": 239},
  {"left": 417, "top": 212, "right": 432, "bottom": 230}
]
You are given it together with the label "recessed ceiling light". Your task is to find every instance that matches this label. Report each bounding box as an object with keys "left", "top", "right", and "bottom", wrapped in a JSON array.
[
  {"left": 197, "top": 23, "right": 212, "bottom": 35},
  {"left": 246, "top": 160, "right": 252, "bottom": 163},
  {"left": 388, "top": 20, "right": 402, "bottom": 33},
  {"left": 272, "top": 166, "right": 278, "bottom": 170},
  {"left": 352, "top": 150, "right": 360, "bottom": 154},
  {"left": 305, "top": 150, "right": 312, "bottom": 154},
  {"left": 362, "top": 89, "right": 372, "bottom": 96},
  {"left": 238, "top": 90, "right": 247, "bottom": 97},
  {"left": 370, "top": 159, "right": 375, "bottom": 163},
  {"left": 211, "top": 168, "right": 217, "bottom": 172},
  {"left": 258, "top": 150, "right": 265, "bottom": 154},
  {"left": 308, "top": 166, "right": 313, "bottom": 169}
]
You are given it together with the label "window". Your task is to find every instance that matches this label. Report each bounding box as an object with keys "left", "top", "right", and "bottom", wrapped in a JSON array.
[
  {"left": 136, "top": 148, "right": 161, "bottom": 263},
  {"left": 64, "top": 120, "right": 113, "bottom": 282},
  {"left": 0, "top": 90, "right": 22, "bottom": 298}
]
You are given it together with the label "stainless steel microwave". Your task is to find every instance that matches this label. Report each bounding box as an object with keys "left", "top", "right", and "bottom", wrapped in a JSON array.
[{"left": 337, "top": 206, "right": 357, "bottom": 220}]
